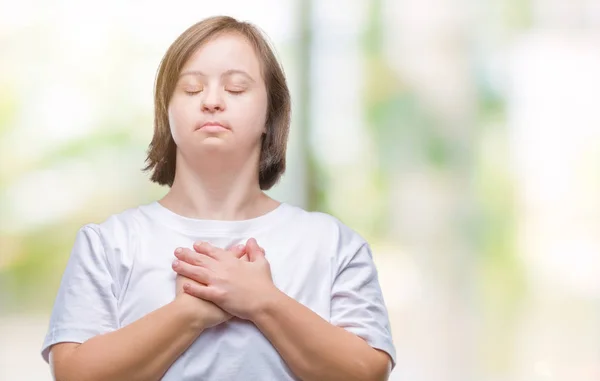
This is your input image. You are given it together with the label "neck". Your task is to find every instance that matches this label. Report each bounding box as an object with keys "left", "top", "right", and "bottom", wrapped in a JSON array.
[{"left": 159, "top": 150, "right": 278, "bottom": 221}]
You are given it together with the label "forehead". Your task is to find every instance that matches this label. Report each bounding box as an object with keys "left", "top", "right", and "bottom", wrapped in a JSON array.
[{"left": 181, "top": 32, "right": 262, "bottom": 77}]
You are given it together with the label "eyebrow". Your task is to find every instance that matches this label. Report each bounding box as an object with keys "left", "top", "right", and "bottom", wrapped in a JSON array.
[{"left": 179, "top": 69, "right": 255, "bottom": 82}]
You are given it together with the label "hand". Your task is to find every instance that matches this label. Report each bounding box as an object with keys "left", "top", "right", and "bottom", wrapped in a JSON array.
[
  {"left": 172, "top": 238, "right": 279, "bottom": 321},
  {"left": 173, "top": 244, "right": 246, "bottom": 328}
]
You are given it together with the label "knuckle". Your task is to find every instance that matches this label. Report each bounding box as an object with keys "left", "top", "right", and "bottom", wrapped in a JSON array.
[
  {"left": 211, "top": 272, "right": 224, "bottom": 283},
  {"left": 181, "top": 247, "right": 194, "bottom": 258},
  {"left": 213, "top": 288, "right": 226, "bottom": 302},
  {"left": 194, "top": 241, "right": 207, "bottom": 251},
  {"left": 195, "top": 241, "right": 217, "bottom": 255},
  {"left": 194, "top": 255, "right": 205, "bottom": 266},
  {"left": 184, "top": 248, "right": 203, "bottom": 265},
  {"left": 191, "top": 266, "right": 204, "bottom": 278},
  {"left": 177, "top": 262, "right": 190, "bottom": 276}
]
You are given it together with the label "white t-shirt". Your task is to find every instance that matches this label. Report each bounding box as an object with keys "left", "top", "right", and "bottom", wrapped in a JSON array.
[{"left": 42, "top": 201, "right": 396, "bottom": 380}]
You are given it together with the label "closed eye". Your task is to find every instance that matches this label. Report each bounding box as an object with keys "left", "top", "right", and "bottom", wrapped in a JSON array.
[
  {"left": 226, "top": 89, "right": 245, "bottom": 95},
  {"left": 185, "top": 90, "right": 202, "bottom": 95}
]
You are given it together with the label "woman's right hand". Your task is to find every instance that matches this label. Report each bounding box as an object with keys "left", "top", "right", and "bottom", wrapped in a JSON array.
[{"left": 176, "top": 274, "right": 231, "bottom": 328}]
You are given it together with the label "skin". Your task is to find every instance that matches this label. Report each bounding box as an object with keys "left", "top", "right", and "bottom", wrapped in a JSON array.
[
  {"left": 50, "top": 31, "right": 391, "bottom": 381},
  {"left": 49, "top": 32, "right": 272, "bottom": 381},
  {"left": 174, "top": 239, "right": 392, "bottom": 381},
  {"left": 49, "top": 245, "right": 246, "bottom": 381},
  {"left": 161, "top": 31, "right": 277, "bottom": 222},
  {"left": 167, "top": 33, "right": 392, "bottom": 380}
]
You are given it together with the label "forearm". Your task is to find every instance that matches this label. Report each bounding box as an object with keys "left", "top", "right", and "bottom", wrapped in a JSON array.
[
  {"left": 51, "top": 294, "right": 206, "bottom": 381},
  {"left": 251, "top": 290, "right": 390, "bottom": 381}
]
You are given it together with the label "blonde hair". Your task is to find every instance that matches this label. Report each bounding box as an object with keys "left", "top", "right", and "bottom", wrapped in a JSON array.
[{"left": 144, "top": 16, "right": 291, "bottom": 190}]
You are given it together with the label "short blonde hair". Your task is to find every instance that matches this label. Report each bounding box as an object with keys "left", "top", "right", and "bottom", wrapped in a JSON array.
[{"left": 144, "top": 16, "right": 291, "bottom": 190}]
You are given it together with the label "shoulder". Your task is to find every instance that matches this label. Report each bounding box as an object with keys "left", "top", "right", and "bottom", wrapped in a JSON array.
[
  {"left": 81, "top": 204, "right": 147, "bottom": 243},
  {"left": 73, "top": 204, "right": 149, "bottom": 267},
  {"left": 284, "top": 204, "right": 368, "bottom": 255}
]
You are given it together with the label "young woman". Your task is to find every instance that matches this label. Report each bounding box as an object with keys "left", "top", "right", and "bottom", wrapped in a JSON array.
[{"left": 42, "top": 16, "right": 396, "bottom": 381}]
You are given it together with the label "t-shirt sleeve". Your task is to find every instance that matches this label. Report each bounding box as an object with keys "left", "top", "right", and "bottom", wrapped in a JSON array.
[
  {"left": 330, "top": 242, "right": 397, "bottom": 369},
  {"left": 41, "top": 225, "right": 120, "bottom": 363}
]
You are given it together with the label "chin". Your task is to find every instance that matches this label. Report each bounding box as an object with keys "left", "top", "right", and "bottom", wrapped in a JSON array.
[
  {"left": 193, "top": 127, "right": 230, "bottom": 139},
  {"left": 193, "top": 136, "right": 234, "bottom": 151}
]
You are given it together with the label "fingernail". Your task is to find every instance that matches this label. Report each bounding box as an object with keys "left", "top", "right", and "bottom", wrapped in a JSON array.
[
  {"left": 172, "top": 259, "right": 179, "bottom": 267},
  {"left": 175, "top": 248, "right": 182, "bottom": 254},
  {"left": 236, "top": 244, "right": 245, "bottom": 250}
]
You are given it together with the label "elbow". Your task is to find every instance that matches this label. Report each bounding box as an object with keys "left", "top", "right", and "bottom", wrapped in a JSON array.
[
  {"left": 354, "top": 364, "right": 386, "bottom": 381},
  {"left": 54, "top": 372, "right": 83, "bottom": 381},
  {"left": 367, "top": 364, "right": 390, "bottom": 381},
  {"left": 51, "top": 344, "right": 95, "bottom": 381},
  {"left": 54, "top": 362, "right": 106, "bottom": 381},
  {"left": 53, "top": 361, "right": 94, "bottom": 381},
  {"left": 54, "top": 367, "right": 85, "bottom": 381},
  {"left": 361, "top": 349, "right": 392, "bottom": 381}
]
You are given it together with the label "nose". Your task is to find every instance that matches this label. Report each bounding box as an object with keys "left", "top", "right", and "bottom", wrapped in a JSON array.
[{"left": 201, "top": 86, "right": 225, "bottom": 113}]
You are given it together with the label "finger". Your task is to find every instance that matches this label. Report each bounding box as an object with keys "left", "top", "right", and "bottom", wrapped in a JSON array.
[
  {"left": 228, "top": 244, "right": 246, "bottom": 259},
  {"left": 193, "top": 241, "right": 222, "bottom": 260},
  {"left": 183, "top": 283, "right": 223, "bottom": 304},
  {"left": 172, "top": 259, "right": 212, "bottom": 284},
  {"left": 245, "top": 238, "right": 266, "bottom": 262},
  {"left": 175, "top": 247, "right": 218, "bottom": 268}
]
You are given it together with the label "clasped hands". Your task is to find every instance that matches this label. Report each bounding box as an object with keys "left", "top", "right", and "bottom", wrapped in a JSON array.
[{"left": 172, "top": 238, "right": 278, "bottom": 328}]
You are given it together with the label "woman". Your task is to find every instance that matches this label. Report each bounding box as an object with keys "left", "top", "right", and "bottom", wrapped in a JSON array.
[{"left": 42, "top": 16, "right": 396, "bottom": 381}]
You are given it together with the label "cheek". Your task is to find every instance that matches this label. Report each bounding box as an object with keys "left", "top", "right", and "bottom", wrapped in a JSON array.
[
  {"left": 231, "top": 93, "right": 268, "bottom": 134},
  {"left": 167, "top": 101, "right": 192, "bottom": 141}
]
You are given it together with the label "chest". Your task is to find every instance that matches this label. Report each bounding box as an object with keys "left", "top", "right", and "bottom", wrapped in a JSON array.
[{"left": 115, "top": 231, "right": 335, "bottom": 327}]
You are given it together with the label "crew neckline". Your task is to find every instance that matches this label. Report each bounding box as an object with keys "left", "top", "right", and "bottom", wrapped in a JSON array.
[{"left": 140, "top": 201, "right": 291, "bottom": 236}]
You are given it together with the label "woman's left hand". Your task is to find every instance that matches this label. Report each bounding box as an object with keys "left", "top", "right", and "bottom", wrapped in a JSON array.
[{"left": 172, "top": 238, "right": 280, "bottom": 321}]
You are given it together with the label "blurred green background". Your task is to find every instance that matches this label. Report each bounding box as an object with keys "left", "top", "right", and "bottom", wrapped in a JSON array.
[{"left": 1, "top": 0, "right": 600, "bottom": 380}]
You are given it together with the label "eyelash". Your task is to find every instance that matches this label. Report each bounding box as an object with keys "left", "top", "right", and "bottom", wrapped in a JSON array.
[{"left": 184, "top": 89, "right": 245, "bottom": 96}]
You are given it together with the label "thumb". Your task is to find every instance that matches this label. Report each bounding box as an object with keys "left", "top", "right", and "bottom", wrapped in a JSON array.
[
  {"left": 245, "top": 238, "right": 265, "bottom": 262},
  {"left": 229, "top": 243, "right": 246, "bottom": 259}
]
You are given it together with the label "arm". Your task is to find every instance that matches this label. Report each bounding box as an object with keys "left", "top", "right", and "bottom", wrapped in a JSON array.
[
  {"left": 46, "top": 232, "right": 242, "bottom": 381},
  {"left": 50, "top": 293, "right": 207, "bottom": 381},
  {"left": 251, "top": 289, "right": 392, "bottom": 381},
  {"left": 174, "top": 239, "right": 395, "bottom": 381}
]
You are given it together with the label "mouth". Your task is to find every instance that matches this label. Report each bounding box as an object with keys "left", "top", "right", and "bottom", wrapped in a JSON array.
[{"left": 196, "top": 121, "right": 231, "bottom": 133}]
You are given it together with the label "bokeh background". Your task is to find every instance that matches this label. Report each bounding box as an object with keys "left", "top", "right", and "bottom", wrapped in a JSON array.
[{"left": 1, "top": 0, "right": 600, "bottom": 380}]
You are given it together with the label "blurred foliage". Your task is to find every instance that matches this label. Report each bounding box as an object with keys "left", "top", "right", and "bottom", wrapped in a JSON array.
[
  {"left": 4, "top": 2, "right": 600, "bottom": 380},
  {"left": 472, "top": 44, "right": 526, "bottom": 373},
  {"left": 0, "top": 84, "right": 17, "bottom": 138},
  {"left": 1, "top": 0, "right": 525, "bottom": 323}
]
